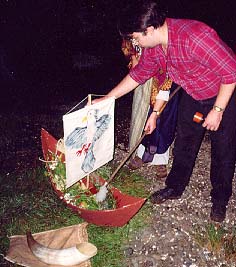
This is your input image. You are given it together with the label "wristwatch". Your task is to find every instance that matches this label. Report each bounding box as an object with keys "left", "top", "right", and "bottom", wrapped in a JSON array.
[
  {"left": 213, "top": 105, "right": 225, "bottom": 112},
  {"left": 153, "top": 110, "right": 161, "bottom": 116}
]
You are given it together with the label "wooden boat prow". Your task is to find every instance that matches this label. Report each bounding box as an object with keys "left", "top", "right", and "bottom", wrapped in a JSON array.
[{"left": 41, "top": 128, "right": 146, "bottom": 227}]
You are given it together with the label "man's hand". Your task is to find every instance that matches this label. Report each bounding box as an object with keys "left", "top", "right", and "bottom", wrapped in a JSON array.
[
  {"left": 202, "top": 82, "right": 236, "bottom": 131},
  {"left": 90, "top": 96, "right": 111, "bottom": 105},
  {"left": 89, "top": 74, "right": 140, "bottom": 106},
  {"left": 144, "top": 112, "right": 158, "bottom": 134},
  {"left": 202, "top": 109, "right": 223, "bottom": 131}
]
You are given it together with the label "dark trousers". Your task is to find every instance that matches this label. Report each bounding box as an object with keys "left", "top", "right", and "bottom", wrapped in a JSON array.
[{"left": 166, "top": 90, "right": 236, "bottom": 205}]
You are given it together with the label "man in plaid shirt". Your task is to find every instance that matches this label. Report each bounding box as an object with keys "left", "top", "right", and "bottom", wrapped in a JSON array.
[{"left": 95, "top": 1, "right": 236, "bottom": 222}]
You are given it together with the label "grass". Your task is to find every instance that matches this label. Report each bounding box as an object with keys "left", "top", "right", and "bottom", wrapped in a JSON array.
[
  {"left": 0, "top": 162, "right": 151, "bottom": 267},
  {"left": 192, "top": 223, "right": 236, "bottom": 262}
]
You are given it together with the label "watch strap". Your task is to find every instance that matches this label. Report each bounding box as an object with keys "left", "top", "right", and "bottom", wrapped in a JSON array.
[{"left": 153, "top": 110, "right": 161, "bottom": 116}]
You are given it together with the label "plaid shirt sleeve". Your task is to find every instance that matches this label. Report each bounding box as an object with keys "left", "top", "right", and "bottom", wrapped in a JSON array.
[{"left": 129, "top": 49, "right": 161, "bottom": 84}]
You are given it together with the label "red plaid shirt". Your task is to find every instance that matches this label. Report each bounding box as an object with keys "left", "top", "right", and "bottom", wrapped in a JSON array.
[{"left": 130, "top": 18, "right": 236, "bottom": 100}]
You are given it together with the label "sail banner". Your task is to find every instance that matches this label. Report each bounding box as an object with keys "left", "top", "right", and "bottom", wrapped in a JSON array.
[{"left": 63, "top": 97, "right": 115, "bottom": 188}]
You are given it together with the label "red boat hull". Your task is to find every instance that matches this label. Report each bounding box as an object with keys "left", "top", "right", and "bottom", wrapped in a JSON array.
[{"left": 41, "top": 128, "right": 146, "bottom": 227}]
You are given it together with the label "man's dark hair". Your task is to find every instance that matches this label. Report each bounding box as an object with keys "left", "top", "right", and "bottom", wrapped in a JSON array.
[{"left": 118, "top": 0, "right": 167, "bottom": 38}]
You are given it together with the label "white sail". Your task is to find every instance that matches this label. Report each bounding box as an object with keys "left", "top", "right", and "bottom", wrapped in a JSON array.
[{"left": 63, "top": 96, "right": 115, "bottom": 188}]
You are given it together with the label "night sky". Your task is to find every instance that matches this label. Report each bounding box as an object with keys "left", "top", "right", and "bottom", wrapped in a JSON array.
[{"left": 0, "top": 0, "right": 235, "bottom": 113}]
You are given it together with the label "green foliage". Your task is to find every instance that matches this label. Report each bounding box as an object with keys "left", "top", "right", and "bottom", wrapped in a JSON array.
[
  {"left": 206, "top": 223, "right": 225, "bottom": 252},
  {"left": 45, "top": 153, "right": 117, "bottom": 210},
  {"left": 97, "top": 164, "right": 148, "bottom": 198}
]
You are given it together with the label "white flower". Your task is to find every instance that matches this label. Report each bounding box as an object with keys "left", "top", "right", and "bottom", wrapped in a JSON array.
[
  {"left": 49, "top": 161, "right": 58, "bottom": 170},
  {"left": 64, "top": 193, "right": 71, "bottom": 200}
]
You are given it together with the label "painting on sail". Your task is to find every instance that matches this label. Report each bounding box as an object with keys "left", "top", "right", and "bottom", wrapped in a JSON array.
[{"left": 63, "top": 97, "right": 115, "bottom": 188}]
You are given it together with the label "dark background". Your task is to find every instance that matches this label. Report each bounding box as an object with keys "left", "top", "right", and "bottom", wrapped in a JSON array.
[{"left": 0, "top": 0, "right": 235, "bottom": 114}]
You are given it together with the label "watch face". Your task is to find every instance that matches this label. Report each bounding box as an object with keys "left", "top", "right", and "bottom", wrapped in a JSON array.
[
  {"left": 153, "top": 110, "right": 160, "bottom": 116},
  {"left": 213, "top": 106, "right": 223, "bottom": 112}
]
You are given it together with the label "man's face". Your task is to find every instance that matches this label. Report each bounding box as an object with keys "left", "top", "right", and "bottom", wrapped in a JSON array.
[{"left": 129, "top": 30, "right": 159, "bottom": 48}]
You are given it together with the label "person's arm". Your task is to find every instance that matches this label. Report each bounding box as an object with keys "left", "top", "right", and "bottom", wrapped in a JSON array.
[
  {"left": 190, "top": 28, "right": 236, "bottom": 131},
  {"left": 107, "top": 74, "right": 139, "bottom": 98},
  {"left": 92, "top": 74, "right": 139, "bottom": 104},
  {"left": 144, "top": 98, "right": 166, "bottom": 134},
  {"left": 202, "top": 82, "right": 236, "bottom": 131},
  {"left": 144, "top": 90, "right": 169, "bottom": 134}
]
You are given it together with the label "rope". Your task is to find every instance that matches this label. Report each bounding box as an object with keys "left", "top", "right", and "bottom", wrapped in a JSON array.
[
  {"left": 65, "top": 94, "right": 106, "bottom": 114},
  {"left": 39, "top": 139, "right": 65, "bottom": 163},
  {"left": 38, "top": 157, "right": 57, "bottom": 163}
]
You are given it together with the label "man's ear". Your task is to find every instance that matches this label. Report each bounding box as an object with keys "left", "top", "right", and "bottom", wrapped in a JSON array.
[{"left": 146, "top": 26, "right": 155, "bottom": 35}]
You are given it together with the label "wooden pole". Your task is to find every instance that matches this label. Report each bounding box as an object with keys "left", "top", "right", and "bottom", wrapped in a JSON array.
[{"left": 86, "top": 94, "right": 92, "bottom": 188}]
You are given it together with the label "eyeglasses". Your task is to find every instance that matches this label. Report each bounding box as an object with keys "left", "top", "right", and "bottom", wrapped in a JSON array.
[
  {"left": 131, "top": 38, "right": 139, "bottom": 46},
  {"left": 124, "top": 32, "right": 144, "bottom": 41}
]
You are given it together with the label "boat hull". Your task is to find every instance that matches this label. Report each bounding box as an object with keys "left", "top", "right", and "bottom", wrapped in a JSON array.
[{"left": 41, "top": 128, "right": 146, "bottom": 227}]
